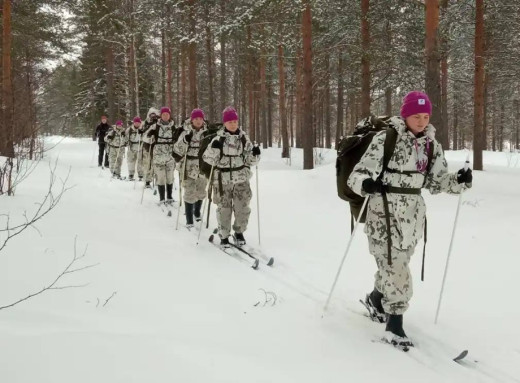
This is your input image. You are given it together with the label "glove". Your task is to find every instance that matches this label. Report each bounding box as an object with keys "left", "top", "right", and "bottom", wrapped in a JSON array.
[
  {"left": 211, "top": 139, "right": 223, "bottom": 149},
  {"left": 362, "top": 178, "right": 383, "bottom": 194},
  {"left": 185, "top": 132, "right": 193, "bottom": 144},
  {"left": 252, "top": 145, "right": 261, "bottom": 156},
  {"left": 457, "top": 168, "right": 473, "bottom": 184}
]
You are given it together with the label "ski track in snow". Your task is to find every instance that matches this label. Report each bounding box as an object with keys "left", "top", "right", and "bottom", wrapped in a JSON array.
[{"left": 0, "top": 137, "right": 519, "bottom": 382}]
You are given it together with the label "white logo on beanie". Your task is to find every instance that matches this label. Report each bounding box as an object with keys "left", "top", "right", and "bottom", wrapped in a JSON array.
[{"left": 418, "top": 99, "right": 426, "bottom": 105}]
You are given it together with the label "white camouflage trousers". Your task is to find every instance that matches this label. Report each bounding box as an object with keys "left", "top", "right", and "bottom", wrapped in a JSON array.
[
  {"left": 109, "top": 147, "right": 124, "bottom": 175},
  {"left": 369, "top": 238, "right": 414, "bottom": 315},
  {"left": 183, "top": 177, "right": 207, "bottom": 204},
  {"left": 154, "top": 161, "right": 175, "bottom": 186},
  {"left": 127, "top": 148, "right": 143, "bottom": 177},
  {"left": 213, "top": 181, "right": 252, "bottom": 238}
]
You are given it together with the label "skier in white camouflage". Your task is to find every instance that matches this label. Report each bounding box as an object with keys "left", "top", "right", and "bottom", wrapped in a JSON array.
[
  {"left": 173, "top": 108, "right": 209, "bottom": 228},
  {"left": 105, "top": 120, "right": 128, "bottom": 179},
  {"left": 140, "top": 107, "right": 159, "bottom": 189},
  {"left": 144, "top": 107, "right": 176, "bottom": 204},
  {"left": 347, "top": 91, "right": 473, "bottom": 349},
  {"left": 202, "top": 107, "right": 260, "bottom": 248},
  {"left": 126, "top": 116, "right": 144, "bottom": 181}
]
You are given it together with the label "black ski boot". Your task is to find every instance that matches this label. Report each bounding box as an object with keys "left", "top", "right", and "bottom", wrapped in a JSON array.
[
  {"left": 384, "top": 314, "right": 413, "bottom": 351},
  {"left": 234, "top": 232, "right": 246, "bottom": 246},
  {"left": 128, "top": 174, "right": 134, "bottom": 181},
  {"left": 145, "top": 181, "right": 152, "bottom": 189},
  {"left": 194, "top": 200, "right": 203, "bottom": 222},
  {"left": 185, "top": 202, "right": 194, "bottom": 228},
  {"left": 220, "top": 237, "right": 230, "bottom": 249},
  {"left": 363, "top": 288, "right": 386, "bottom": 323},
  {"left": 157, "top": 185, "right": 166, "bottom": 202},
  {"left": 138, "top": 175, "right": 143, "bottom": 181}
]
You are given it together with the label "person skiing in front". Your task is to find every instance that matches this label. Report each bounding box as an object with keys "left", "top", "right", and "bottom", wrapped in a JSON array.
[
  {"left": 173, "top": 108, "right": 209, "bottom": 228},
  {"left": 126, "top": 117, "right": 143, "bottom": 181},
  {"left": 144, "top": 107, "right": 176, "bottom": 204},
  {"left": 202, "top": 107, "right": 260, "bottom": 248},
  {"left": 93, "top": 115, "right": 110, "bottom": 167},
  {"left": 105, "top": 120, "right": 127, "bottom": 179},
  {"left": 347, "top": 91, "right": 473, "bottom": 349},
  {"left": 140, "top": 107, "right": 160, "bottom": 189}
]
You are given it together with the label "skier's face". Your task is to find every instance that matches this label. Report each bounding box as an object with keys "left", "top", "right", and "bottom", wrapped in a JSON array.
[
  {"left": 101, "top": 118, "right": 107, "bottom": 124},
  {"left": 133, "top": 122, "right": 141, "bottom": 128},
  {"left": 161, "top": 112, "right": 170, "bottom": 122},
  {"left": 224, "top": 120, "right": 238, "bottom": 132},
  {"left": 192, "top": 117, "right": 204, "bottom": 129},
  {"left": 405, "top": 113, "right": 430, "bottom": 136}
]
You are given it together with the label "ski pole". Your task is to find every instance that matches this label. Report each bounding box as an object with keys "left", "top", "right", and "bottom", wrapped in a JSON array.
[
  {"left": 206, "top": 185, "right": 213, "bottom": 229},
  {"left": 256, "top": 164, "right": 261, "bottom": 246},
  {"left": 434, "top": 153, "right": 470, "bottom": 324},
  {"left": 323, "top": 195, "right": 370, "bottom": 316},
  {"left": 140, "top": 144, "right": 153, "bottom": 204},
  {"left": 176, "top": 152, "right": 188, "bottom": 230},
  {"left": 196, "top": 165, "right": 215, "bottom": 245}
]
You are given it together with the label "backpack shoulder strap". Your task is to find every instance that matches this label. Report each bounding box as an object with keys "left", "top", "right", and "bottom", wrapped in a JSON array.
[
  {"left": 382, "top": 127, "right": 398, "bottom": 172},
  {"left": 426, "top": 139, "right": 435, "bottom": 173}
]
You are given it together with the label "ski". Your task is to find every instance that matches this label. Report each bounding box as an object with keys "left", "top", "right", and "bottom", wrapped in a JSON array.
[
  {"left": 359, "top": 298, "right": 386, "bottom": 323},
  {"left": 229, "top": 236, "right": 274, "bottom": 266},
  {"left": 372, "top": 338, "right": 469, "bottom": 362},
  {"left": 157, "top": 201, "right": 173, "bottom": 217},
  {"left": 453, "top": 350, "right": 469, "bottom": 363},
  {"left": 209, "top": 229, "right": 259, "bottom": 269}
]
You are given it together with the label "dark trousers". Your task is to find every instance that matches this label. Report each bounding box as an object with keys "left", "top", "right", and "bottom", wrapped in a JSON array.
[{"left": 98, "top": 143, "right": 109, "bottom": 166}]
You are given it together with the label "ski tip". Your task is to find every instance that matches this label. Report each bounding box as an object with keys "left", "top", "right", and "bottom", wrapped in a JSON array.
[
  {"left": 453, "top": 350, "right": 469, "bottom": 362},
  {"left": 252, "top": 259, "right": 260, "bottom": 269},
  {"left": 167, "top": 211, "right": 172, "bottom": 217},
  {"left": 209, "top": 235, "right": 214, "bottom": 243},
  {"left": 267, "top": 258, "right": 274, "bottom": 266}
]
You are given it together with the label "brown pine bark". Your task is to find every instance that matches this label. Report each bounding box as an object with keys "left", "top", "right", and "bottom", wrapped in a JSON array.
[
  {"left": 295, "top": 47, "right": 302, "bottom": 149},
  {"left": 259, "top": 47, "right": 268, "bottom": 149},
  {"left": 188, "top": 0, "right": 198, "bottom": 109},
  {"left": 473, "top": 0, "right": 484, "bottom": 170},
  {"left": 425, "top": 0, "right": 445, "bottom": 146},
  {"left": 301, "top": 1, "right": 314, "bottom": 169},
  {"left": 1, "top": 0, "right": 14, "bottom": 158},
  {"left": 167, "top": 42, "right": 173, "bottom": 110},
  {"left": 515, "top": 99, "right": 519, "bottom": 150},
  {"left": 440, "top": 0, "right": 449, "bottom": 148},
  {"left": 205, "top": 9, "right": 215, "bottom": 122},
  {"left": 161, "top": 29, "right": 166, "bottom": 107},
  {"left": 247, "top": 26, "right": 255, "bottom": 141},
  {"left": 335, "top": 53, "right": 344, "bottom": 149},
  {"left": 220, "top": 0, "right": 227, "bottom": 111},
  {"left": 360, "top": 0, "right": 371, "bottom": 117},
  {"left": 278, "top": 44, "right": 289, "bottom": 158},
  {"left": 324, "top": 53, "right": 331, "bottom": 149},
  {"left": 181, "top": 44, "right": 187, "bottom": 118},
  {"left": 106, "top": 43, "right": 116, "bottom": 121}
]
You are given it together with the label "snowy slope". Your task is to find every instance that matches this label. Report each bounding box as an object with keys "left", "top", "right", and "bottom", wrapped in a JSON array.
[{"left": 0, "top": 138, "right": 519, "bottom": 383}]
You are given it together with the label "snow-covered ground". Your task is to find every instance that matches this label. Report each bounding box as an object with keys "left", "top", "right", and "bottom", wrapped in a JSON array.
[{"left": 1, "top": 137, "right": 519, "bottom": 382}]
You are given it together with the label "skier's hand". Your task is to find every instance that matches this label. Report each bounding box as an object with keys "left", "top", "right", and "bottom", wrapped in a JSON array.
[
  {"left": 185, "top": 132, "right": 193, "bottom": 144},
  {"left": 211, "top": 139, "right": 223, "bottom": 149},
  {"left": 457, "top": 168, "right": 473, "bottom": 184},
  {"left": 252, "top": 145, "right": 261, "bottom": 156},
  {"left": 362, "top": 178, "right": 383, "bottom": 194}
]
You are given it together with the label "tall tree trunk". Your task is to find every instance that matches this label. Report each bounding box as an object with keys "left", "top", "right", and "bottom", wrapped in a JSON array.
[
  {"left": 473, "top": 0, "right": 484, "bottom": 170},
  {"left": 290, "top": 91, "right": 294, "bottom": 148},
  {"left": 181, "top": 44, "right": 187, "bottom": 118},
  {"left": 295, "top": 48, "right": 302, "bottom": 148},
  {"left": 267, "top": 64, "right": 273, "bottom": 148},
  {"left": 161, "top": 29, "right": 166, "bottom": 107},
  {"left": 205, "top": 9, "right": 215, "bottom": 122},
  {"left": 360, "top": 0, "right": 371, "bottom": 117},
  {"left": 499, "top": 103, "right": 504, "bottom": 151},
  {"left": 1, "top": 0, "right": 14, "bottom": 159},
  {"left": 129, "top": 42, "right": 137, "bottom": 117},
  {"left": 452, "top": 92, "right": 459, "bottom": 151},
  {"left": 385, "top": 88, "right": 392, "bottom": 116},
  {"left": 106, "top": 43, "right": 116, "bottom": 121},
  {"left": 440, "top": 0, "right": 449, "bottom": 148},
  {"left": 220, "top": 0, "right": 227, "bottom": 110},
  {"left": 247, "top": 26, "right": 255, "bottom": 141},
  {"left": 167, "top": 43, "right": 173, "bottom": 110},
  {"left": 324, "top": 53, "right": 331, "bottom": 149},
  {"left": 335, "top": 53, "right": 344, "bottom": 149},
  {"left": 302, "top": 1, "right": 314, "bottom": 169},
  {"left": 259, "top": 47, "right": 268, "bottom": 149},
  {"left": 425, "top": 0, "right": 445, "bottom": 146},
  {"left": 132, "top": 34, "right": 140, "bottom": 117},
  {"left": 278, "top": 44, "right": 289, "bottom": 158},
  {"left": 188, "top": 0, "right": 197, "bottom": 109}
]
